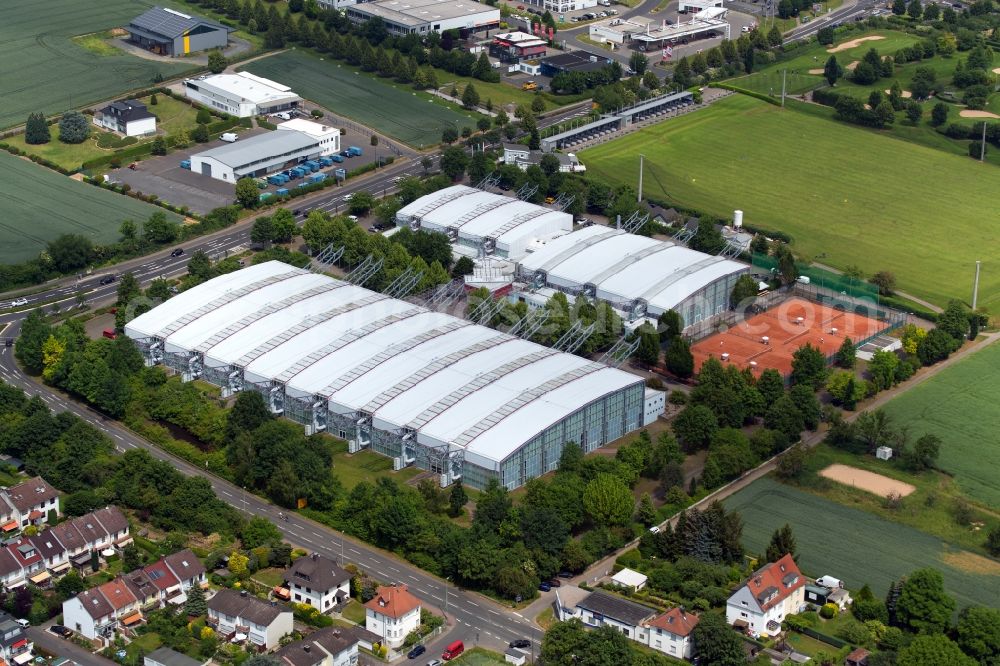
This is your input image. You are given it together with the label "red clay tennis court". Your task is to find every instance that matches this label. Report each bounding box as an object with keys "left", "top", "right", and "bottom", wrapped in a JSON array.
[{"left": 690, "top": 297, "right": 888, "bottom": 377}]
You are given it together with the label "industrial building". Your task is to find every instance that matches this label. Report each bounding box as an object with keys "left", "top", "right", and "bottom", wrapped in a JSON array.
[
  {"left": 515, "top": 225, "right": 748, "bottom": 325},
  {"left": 589, "top": 10, "right": 730, "bottom": 48},
  {"left": 395, "top": 185, "right": 573, "bottom": 259},
  {"left": 345, "top": 0, "right": 501, "bottom": 36},
  {"left": 124, "top": 261, "right": 659, "bottom": 491},
  {"left": 524, "top": 0, "right": 598, "bottom": 12},
  {"left": 490, "top": 31, "right": 548, "bottom": 63},
  {"left": 276, "top": 118, "right": 341, "bottom": 157},
  {"left": 183, "top": 72, "right": 301, "bottom": 118},
  {"left": 539, "top": 50, "right": 614, "bottom": 77},
  {"left": 126, "top": 6, "right": 231, "bottom": 57},
  {"left": 188, "top": 130, "right": 322, "bottom": 182}
]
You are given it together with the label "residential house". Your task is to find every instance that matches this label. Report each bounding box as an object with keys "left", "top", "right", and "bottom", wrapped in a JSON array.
[
  {"left": 0, "top": 550, "right": 22, "bottom": 590},
  {"left": 208, "top": 589, "right": 293, "bottom": 650},
  {"left": 8, "top": 539, "right": 45, "bottom": 589},
  {"left": 94, "top": 101, "right": 157, "bottom": 137},
  {"left": 274, "top": 626, "right": 373, "bottom": 666},
  {"left": 845, "top": 647, "right": 870, "bottom": 666},
  {"left": 611, "top": 568, "right": 647, "bottom": 592},
  {"left": 804, "top": 583, "right": 852, "bottom": 611},
  {"left": 63, "top": 588, "right": 116, "bottom": 640},
  {"left": 282, "top": 554, "right": 351, "bottom": 614},
  {"left": 364, "top": 584, "right": 421, "bottom": 649},
  {"left": 575, "top": 591, "right": 657, "bottom": 644},
  {"left": 122, "top": 569, "right": 161, "bottom": 611},
  {"left": 29, "top": 531, "right": 67, "bottom": 578},
  {"left": 726, "top": 554, "right": 806, "bottom": 638},
  {"left": 97, "top": 579, "right": 141, "bottom": 632},
  {"left": 142, "top": 559, "right": 182, "bottom": 606},
  {"left": 0, "top": 611, "right": 32, "bottom": 665},
  {"left": 643, "top": 608, "right": 699, "bottom": 660},
  {"left": 144, "top": 647, "right": 205, "bottom": 666},
  {"left": 50, "top": 521, "right": 90, "bottom": 573},
  {"left": 553, "top": 586, "right": 591, "bottom": 622},
  {"left": 0, "top": 477, "right": 59, "bottom": 529},
  {"left": 501, "top": 144, "right": 585, "bottom": 173},
  {"left": 92, "top": 507, "right": 132, "bottom": 550},
  {"left": 163, "top": 549, "right": 207, "bottom": 593}
]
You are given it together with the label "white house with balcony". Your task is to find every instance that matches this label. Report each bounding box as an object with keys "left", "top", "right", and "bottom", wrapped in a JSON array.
[
  {"left": 208, "top": 589, "right": 293, "bottom": 650},
  {"left": 364, "top": 584, "right": 421, "bottom": 649},
  {"left": 726, "top": 553, "right": 806, "bottom": 638}
]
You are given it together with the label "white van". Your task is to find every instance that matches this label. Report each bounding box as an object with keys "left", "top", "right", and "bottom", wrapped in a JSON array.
[{"left": 220, "top": 133, "right": 238, "bottom": 143}]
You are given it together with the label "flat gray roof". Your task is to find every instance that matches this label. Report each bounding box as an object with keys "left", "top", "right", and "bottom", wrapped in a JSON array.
[
  {"left": 145, "top": 648, "right": 202, "bottom": 666},
  {"left": 352, "top": 0, "right": 498, "bottom": 25},
  {"left": 192, "top": 130, "right": 319, "bottom": 168}
]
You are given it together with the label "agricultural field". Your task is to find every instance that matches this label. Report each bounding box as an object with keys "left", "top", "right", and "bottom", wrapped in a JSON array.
[
  {"left": 0, "top": 151, "right": 180, "bottom": 264},
  {"left": 4, "top": 95, "right": 200, "bottom": 171},
  {"left": 581, "top": 94, "right": 1000, "bottom": 309},
  {"left": 724, "top": 477, "right": 998, "bottom": 612},
  {"left": 0, "top": 0, "right": 198, "bottom": 130},
  {"left": 242, "top": 50, "right": 480, "bottom": 148},
  {"left": 881, "top": 340, "right": 1000, "bottom": 507}
]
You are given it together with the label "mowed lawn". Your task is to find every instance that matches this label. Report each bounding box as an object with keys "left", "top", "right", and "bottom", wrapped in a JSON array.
[
  {"left": 242, "top": 50, "right": 478, "bottom": 147},
  {"left": 881, "top": 341, "right": 1000, "bottom": 507},
  {"left": 0, "top": 151, "right": 180, "bottom": 264},
  {"left": 581, "top": 94, "right": 1000, "bottom": 308},
  {"left": 724, "top": 477, "right": 999, "bottom": 612},
  {"left": 0, "top": 0, "right": 196, "bottom": 130}
]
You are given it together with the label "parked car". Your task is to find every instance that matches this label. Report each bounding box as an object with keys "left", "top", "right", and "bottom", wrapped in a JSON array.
[
  {"left": 170, "top": 248, "right": 185, "bottom": 257},
  {"left": 547, "top": 579, "right": 562, "bottom": 588},
  {"left": 426, "top": 661, "right": 443, "bottom": 666},
  {"left": 538, "top": 582, "right": 551, "bottom": 592},
  {"left": 99, "top": 274, "right": 116, "bottom": 285},
  {"left": 509, "top": 640, "right": 531, "bottom": 649},
  {"left": 10, "top": 297, "right": 28, "bottom": 308},
  {"left": 15, "top": 619, "right": 29, "bottom": 628},
  {"left": 50, "top": 625, "right": 72, "bottom": 638},
  {"left": 407, "top": 645, "right": 426, "bottom": 659},
  {"left": 558, "top": 571, "right": 573, "bottom": 578}
]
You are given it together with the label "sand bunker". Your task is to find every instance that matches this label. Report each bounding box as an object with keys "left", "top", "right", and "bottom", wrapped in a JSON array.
[
  {"left": 828, "top": 35, "right": 886, "bottom": 53},
  {"left": 808, "top": 68, "right": 824, "bottom": 75},
  {"left": 819, "top": 464, "right": 915, "bottom": 498},
  {"left": 960, "top": 109, "right": 1000, "bottom": 118},
  {"left": 846, "top": 60, "right": 859, "bottom": 71},
  {"left": 993, "top": 67, "right": 1000, "bottom": 74},
  {"left": 885, "top": 88, "right": 912, "bottom": 98}
]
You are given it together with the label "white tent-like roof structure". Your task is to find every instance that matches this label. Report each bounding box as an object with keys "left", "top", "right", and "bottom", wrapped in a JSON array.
[
  {"left": 125, "top": 261, "right": 643, "bottom": 476},
  {"left": 517, "top": 225, "right": 747, "bottom": 316},
  {"left": 394, "top": 185, "right": 572, "bottom": 259}
]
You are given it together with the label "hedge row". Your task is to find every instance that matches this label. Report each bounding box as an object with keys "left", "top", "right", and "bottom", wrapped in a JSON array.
[
  {"left": 796, "top": 626, "right": 849, "bottom": 649},
  {"left": 714, "top": 83, "right": 783, "bottom": 107}
]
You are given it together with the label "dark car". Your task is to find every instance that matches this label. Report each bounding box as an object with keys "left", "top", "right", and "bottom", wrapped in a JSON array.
[
  {"left": 407, "top": 645, "right": 426, "bottom": 659},
  {"left": 170, "top": 248, "right": 184, "bottom": 257},
  {"left": 50, "top": 625, "right": 73, "bottom": 638},
  {"left": 293, "top": 209, "right": 302, "bottom": 216},
  {"left": 557, "top": 571, "right": 573, "bottom": 578},
  {"left": 99, "top": 275, "right": 116, "bottom": 285},
  {"left": 538, "top": 582, "right": 551, "bottom": 592},
  {"left": 547, "top": 579, "right": 562, "bottom": 588},
  {"left": 509, "top": 640, "right": 530, "bottom": 649}
]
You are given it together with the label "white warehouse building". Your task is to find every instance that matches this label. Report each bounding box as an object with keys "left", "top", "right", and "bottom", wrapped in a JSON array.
[
  {"left": 124, "top": 261, "right": 656, "bottom": 490},
  {"left": 276, "top": 118, "right": 341, "bottom": 157},
  {"left": 183, "top": 72, "right": 301, "bottom": 118},
  {"left": 395, "top": 185, "right": 572, "bottom": 260},
  {"left": 346, "top": 0, "right": 500, "bottom": 36},
  {"left": 516, "top": 225, "right": 749, "bottom": 326},
  {"left": 189, "top": 130, "right": 322, "bottom": 182}
]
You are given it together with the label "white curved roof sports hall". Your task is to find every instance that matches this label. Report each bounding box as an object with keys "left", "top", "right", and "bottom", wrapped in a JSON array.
[
  {"left": 125, "top": 261, "right": 642, "bottom": 470},
  {"left": 394, "top": 185, "right": 572, "bottom": 258},
  {"left": 517, "top": 225, "right": 747, "bottom": 313}
]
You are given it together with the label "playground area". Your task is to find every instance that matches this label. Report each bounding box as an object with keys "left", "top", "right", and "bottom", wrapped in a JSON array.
[{"left": 690, "top": 296, "right": 889, "bottom": 376}]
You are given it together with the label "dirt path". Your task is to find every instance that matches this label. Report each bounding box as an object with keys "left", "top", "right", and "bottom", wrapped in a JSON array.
[{"left": 578, "top": 330, "right": 1000, "bottom": 586}]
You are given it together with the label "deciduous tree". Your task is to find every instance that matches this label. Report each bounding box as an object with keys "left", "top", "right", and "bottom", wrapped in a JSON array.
[
  {"left": 896, "top": 567, "right": 956, "bottom": 634},
  {"left": 583, "top": 473, "right": 634, "bottom": 526}
]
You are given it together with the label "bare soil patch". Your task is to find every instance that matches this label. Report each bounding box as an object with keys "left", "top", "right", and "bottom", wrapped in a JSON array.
[
  {"left": 808, "top": 68, "right": 824, "bottom": 75},
  {"left": 819, "top": 463, "right": 916, "bottom": 497},
  {"left": 942, "top": 550, "right": 1000, "bottom": 575},
  {"left": 960, "top": 109, "right": 1000, "bottom": 119},
  {"left": 828, "top": 35, "right": 886, "bottom": 53}
]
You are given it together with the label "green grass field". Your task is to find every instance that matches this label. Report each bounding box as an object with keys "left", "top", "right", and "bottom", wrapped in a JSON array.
[
  {"left": 242, "top": 50, "right": 479, "bottom": 147},
  {"left": 724, "top": 477, "right": 999, "bottom": 612},
  {"left": 328, "top": 439, "right": 421, "bottom": 490},
  {"left": 0, "top": 0, "right": 198, "bottom": 130},
  {"left": 0, "top": 151, "right": 180, "bottom": 264},
  {"left": 881, "top": 341, "right": 1000, "bottom": 507},
  {"left": 581, "top": 94, "right": 1000, "bottom": 308}
]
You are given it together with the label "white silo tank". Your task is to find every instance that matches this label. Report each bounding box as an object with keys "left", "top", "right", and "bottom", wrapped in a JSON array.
[{"left": 734, "top": 210, "right": 743, "bottom": 228}]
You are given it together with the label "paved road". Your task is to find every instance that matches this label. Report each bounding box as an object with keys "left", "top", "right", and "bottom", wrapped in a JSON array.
[{"left": 28, "top": 627, "right": 118, "bottom": 666}]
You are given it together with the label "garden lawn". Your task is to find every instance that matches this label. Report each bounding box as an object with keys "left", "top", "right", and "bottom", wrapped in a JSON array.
[
  {"left": 723, "top": 476, "right": 998, "bottom": 612},
  {"left": 329, "top": 440, "right": 422, "bottom": 490},
  {"left": 241, "top": 50, "right": 479, "bottom": 147},
  {"left": 341, "top": 599, "right": 366, "bottom": 625},
  {"left": 581, "top": 94, "right": 1000, "bottom": 308},
  {"left": 252, "top": 567, "right": 285, "bottom": 588},
  {"left": 0, "top": 0, "right": 198, "bottom": 130},
  {"left": 0, "top": 151, "right": 181, "bottom": 264},
  {"left": 881, "top": 340, "right": 1000, "bottom": 507},
  {"left": 449, "top": 649, "right": 508, "bottom": 665}
]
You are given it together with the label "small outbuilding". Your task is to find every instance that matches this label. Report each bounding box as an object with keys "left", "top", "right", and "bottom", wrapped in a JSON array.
[
  {"left": 504, "top": 648, "right": 528, "bottom": 665},
  {"left": 611, "top": 568, "right": 648, "bottom": 592},
  {"left": 127, "top": 7, "right": 231, "bottom": 57},
  {"left": 876, "top": 446, "right": 893, "bottom": 461}
]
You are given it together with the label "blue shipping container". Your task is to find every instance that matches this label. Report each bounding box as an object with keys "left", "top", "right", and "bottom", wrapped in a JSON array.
[
  {"left": 276, "top": 188, "right": 289, "bottom": 196},
  {"left": 330, "top": 154, "right": 344, "bottom": 163},
  {"left": 348, "top": 146, "right": 363, "bottom": 156},
  {"left": 180, "top": 160, "right": 191, "bottom": 169},
  {"left": 319, "top": 156, "right": 334, "bottom": 167},
  {"left": 309, "top": 173, "right": 326, "bottom": 183}
]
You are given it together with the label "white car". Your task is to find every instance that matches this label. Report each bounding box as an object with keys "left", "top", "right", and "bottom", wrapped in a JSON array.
[{"left": 10, "top": 297, "right": 28, "bottom": 308}]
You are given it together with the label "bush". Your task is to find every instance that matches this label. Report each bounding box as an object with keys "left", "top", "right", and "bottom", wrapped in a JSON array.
[
  {"left": 58, "top": 111, "right": 91, "bottom": 144},
  {"left": 820, "top": 602, "right": 839, "bottom": 619}
]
